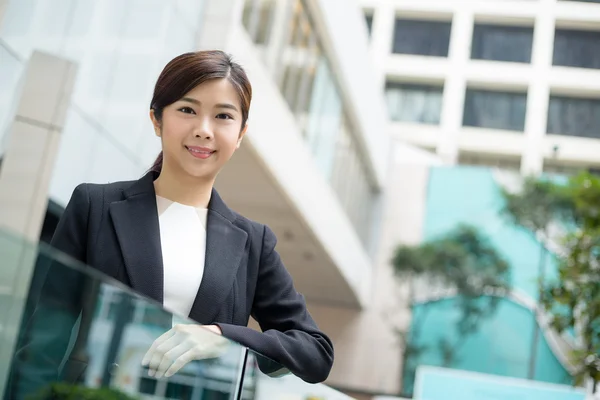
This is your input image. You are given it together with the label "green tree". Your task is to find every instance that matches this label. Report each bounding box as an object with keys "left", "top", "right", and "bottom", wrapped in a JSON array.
[
  {"left": 392, "top": 224, "right": 511, "bottom": 396},
  {"left": 501, "top": 172, "right": 600, "bottom": 391},
  {"left": 500, "top": 176, "right": 570, "bottom": 379}
]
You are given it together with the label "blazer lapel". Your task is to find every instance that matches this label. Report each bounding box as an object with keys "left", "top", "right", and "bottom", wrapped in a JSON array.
[
  {"left": 109, "top": 171, "right": 164, "bottom": 303},
  {"left": 188, "top": 190, "right": 248, "bottom": 324}
]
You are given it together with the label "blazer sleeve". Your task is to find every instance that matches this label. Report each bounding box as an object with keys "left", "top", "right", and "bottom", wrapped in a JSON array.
[
  {"left": 216, "top": 225, "right": 334, "bottom": 384},
  {"left": 7, "top": 184, "right": 91, "bottom": 398}
]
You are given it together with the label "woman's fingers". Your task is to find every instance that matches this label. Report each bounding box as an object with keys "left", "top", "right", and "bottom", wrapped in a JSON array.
[
  {"left": 141, "top": 329, "right": 176, "bottom": 367},
  {"left": 163, "top": 347, "right": 199, "bottom": 378},
  {"left": 154, "top": 340, "right": 194, "bottom": 379},
  {"left": 145, "top": 331, "right": 186, "bottom": 375},
  {"left": 141, "top": 324, "right": 230, "bottom": 379}
]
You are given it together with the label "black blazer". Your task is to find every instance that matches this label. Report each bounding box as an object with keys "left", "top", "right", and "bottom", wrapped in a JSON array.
[{"left": 21, "top": 171, "right": 333, "bottom": 385}]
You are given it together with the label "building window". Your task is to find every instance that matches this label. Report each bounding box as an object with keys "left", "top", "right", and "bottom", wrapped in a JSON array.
[
  {"left": 365, "top": 13, "right": 374, "bottom": 36},
  {"left": 385, "top": 82, "right": 443, "bottom": 124},
  {"left": 547, "top": 95, "right": 600, "bottom": 139},
  {"left": 553, "top": 28, "right": 600, "bottom": 69},
  {"left": 463, "top": 89, "right": 527, "bottom": 131},
  {"left": 392, "top": 19, "right": 452, "bottom": 57},
  {"left": 471, "top": 24, "right": 533, "bottom": 63}
]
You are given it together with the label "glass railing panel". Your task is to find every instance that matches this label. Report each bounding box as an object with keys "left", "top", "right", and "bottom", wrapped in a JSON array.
[
  {"left": 0, "top": 228, "right": 246, "bottom": 400},
  {"left": 244, "top": 350, "right": 356, "bottom": 400}
]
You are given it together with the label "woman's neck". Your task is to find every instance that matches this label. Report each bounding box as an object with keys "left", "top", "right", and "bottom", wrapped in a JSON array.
[{"left": 153, "top": 165, "right": 214, "bottom": 208}]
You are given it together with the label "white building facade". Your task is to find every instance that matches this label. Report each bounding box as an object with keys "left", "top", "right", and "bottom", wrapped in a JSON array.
[{"left": 361, "top": 0, "right": 600, "bottom": 175}]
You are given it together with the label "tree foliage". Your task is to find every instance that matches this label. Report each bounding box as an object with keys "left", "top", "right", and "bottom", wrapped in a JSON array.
[
  {"left": 501, "top": 172, "right": 600, "bottom": 389},
  {"left": 392, "top": 224, "right": 511, "bottom": 395}
]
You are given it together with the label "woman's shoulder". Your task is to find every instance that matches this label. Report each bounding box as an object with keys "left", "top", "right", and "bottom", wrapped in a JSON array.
[
  {"left": 229, "top": 211, "right": 280, "bottom": 246},
  {"left": 71, "top": 178, "right": 138, "bottom": 203}
]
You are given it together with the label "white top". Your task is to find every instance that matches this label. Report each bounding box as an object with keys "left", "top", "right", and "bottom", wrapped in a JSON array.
[{"left": 156, "top": 195, "right": 208, "bottom": 318}]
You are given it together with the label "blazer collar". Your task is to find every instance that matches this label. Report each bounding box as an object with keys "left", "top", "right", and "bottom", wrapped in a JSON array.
[
  {"left": 110, "top": 171, "right": 248, "bottom": 324},
  {"left": 122, "top": 171, "right": 238, "bottom": 222}
]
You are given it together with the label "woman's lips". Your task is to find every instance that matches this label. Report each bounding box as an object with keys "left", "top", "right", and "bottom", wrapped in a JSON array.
[{"left": 186, "top": 146, "right": 215, "bottom": 159}]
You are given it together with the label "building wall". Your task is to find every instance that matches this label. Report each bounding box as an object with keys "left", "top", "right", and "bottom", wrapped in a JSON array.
[
  {"left": 308, "top": 140, "right": 439, "bottom": 395},
  {"left": 362, "top": 0, "right": 600, "bottom": 174}
]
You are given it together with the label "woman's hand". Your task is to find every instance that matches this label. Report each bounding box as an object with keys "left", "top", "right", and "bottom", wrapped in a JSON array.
[{"left": 142, "top": 324, "right": 228, "bottom": 379}]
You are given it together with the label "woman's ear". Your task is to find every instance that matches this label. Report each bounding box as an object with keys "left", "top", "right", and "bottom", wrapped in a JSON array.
[
  {"left": 236, "top": 124, "right": 248, "bottom": 149},
  {"left": 150, "top": 109, "right": 161, "bottom": 137}
]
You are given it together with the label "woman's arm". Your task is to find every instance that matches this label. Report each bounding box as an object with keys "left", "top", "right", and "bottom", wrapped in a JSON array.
[
  {"left": 7, "top": 184, "right": 91, "bottom": 398},
  {"left": 216, "top": 225, "right": 334, "bottom": 384}
]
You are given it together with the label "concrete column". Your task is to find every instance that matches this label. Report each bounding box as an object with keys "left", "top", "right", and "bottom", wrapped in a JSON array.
[
  {"left": 521, "top": 0, "right": 555, "bottom": 176},
  {"left": 0, "top": 51, "right": 77, "bottom": 396},
  {"left": 437, "top": 10, "right": 474, "bottom": 165},
  {"left": 370, "top": 2, "right": 395, "bottom": 91}
]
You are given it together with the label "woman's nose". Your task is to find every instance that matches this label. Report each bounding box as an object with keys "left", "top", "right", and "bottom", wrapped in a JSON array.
[{"left": 194, "top": 119, "right": 214, "bottom": 139}]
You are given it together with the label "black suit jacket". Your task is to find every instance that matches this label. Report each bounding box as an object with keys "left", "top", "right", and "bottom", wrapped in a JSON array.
[{"left": 16, "top": 171, "right": 333, "bottom": 388}]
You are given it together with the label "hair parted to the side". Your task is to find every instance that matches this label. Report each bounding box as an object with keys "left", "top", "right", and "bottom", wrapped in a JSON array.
[{"left": 149, "top": 50, "right": 252, "bottom": 173}]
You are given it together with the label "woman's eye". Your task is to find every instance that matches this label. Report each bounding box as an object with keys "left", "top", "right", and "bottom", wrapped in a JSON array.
[
  {"left": 178, "top": 107, "right": 196, "bottom": 114},
  {"left": 216, "top": 113, "right": 233, "bottom": 120}
]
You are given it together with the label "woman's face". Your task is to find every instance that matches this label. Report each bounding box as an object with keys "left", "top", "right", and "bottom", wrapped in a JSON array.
[{"left": 151, "top": 78, "right": 246, "bottom": 181}]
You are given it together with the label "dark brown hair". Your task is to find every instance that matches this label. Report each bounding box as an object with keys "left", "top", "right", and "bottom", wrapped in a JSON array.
[{"left": 149, "top": 50, "right": 252, "bottom": 173}]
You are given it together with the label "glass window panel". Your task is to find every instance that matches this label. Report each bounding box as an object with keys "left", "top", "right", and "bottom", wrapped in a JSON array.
[
  {"left": 463, "top": 89, "right": 527, "bottom": 131},
  {"left": 471, "top": 24, "right": 533, "bottom": 63},
  {"left": 35, "top": 0, "right": 76, "bottom": 38},
  {"left": 392, "top": 19, "right": 452, "bottom": 57},
  {"left": 161, "top": 12, "right": 196, "bottom": 63},
  {"left": 122, "top": 0, "right": 167, "bottom": 41},
  {"left": 547, "top": 95, "right": 600, "bottom": 139},
  {"left": 70, "top": 50, "right": 118, "bottom": 119},
  {"left": 385, "top": 82, "right": 443, "bottom": 124},
  {"left": 294, "top": 38, "right": 320, "bottom": 133},
  {"left": 99, "top": 0, "right": 132, "bottom": 38},
  {"left": 0, "top": 0, "right": 38, "bottom": 58},
  {"left": 305, "top": 59, "right": 342, "bottom": 178},
  {"left": 2, "top": 230, "right": 246, "bottom": 399},
  {"left": 66, "top": 0, "right": 95, "bottom": 38},
  {"left": 553, "top": 28, "right": 600, "bottom": 69},
  {"left": 173, "top": 0, "right": 206, "bottom": 28}
]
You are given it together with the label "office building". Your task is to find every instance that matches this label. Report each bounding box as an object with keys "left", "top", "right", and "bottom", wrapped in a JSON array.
[{"left": 363, "top": 0, "right": 600, "bottom": 175}]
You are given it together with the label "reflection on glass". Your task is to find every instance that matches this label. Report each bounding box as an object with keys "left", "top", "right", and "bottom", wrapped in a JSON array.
[
  {"left": 471, "top": 24, "right": 533, "bottom": 64},
  {"left": 553, "top": 28, "right": 600, "bottom": 70},
  {"left": 547, "top": 95, "right": 600, "bottom": 139},
  {"left": 1, "top": 229, "right": 349, "bottom": 399},
  {"left": 386, "top": 82, "right": 443, "bottom": 124},
  {"left": 463, "top": 89, "right": 527, "bottom": 132},
  {"left": 2, "top": 230, "right": 245, "bottom": 400},
  {"left": 392, "top": 18, "right": 452, "bottom": 57}
]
